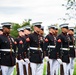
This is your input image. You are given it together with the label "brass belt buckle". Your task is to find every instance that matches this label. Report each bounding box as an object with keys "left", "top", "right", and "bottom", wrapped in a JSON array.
[{"left": 38, "top": 47, "right": 40, "bottom": 50}]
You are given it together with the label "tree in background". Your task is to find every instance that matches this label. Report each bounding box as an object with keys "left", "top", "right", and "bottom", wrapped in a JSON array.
[
  {"left": 22, "top": 19, "right": 31, "bottom": 27},
  {"left": 62, "top": 0, "right": 76, "bottom": 10},
  {"left": 62, "top": 0, "right": 76, "bottom": 20},
  {"left": 10, "top": 19, "right": 32, "bottom": 38},
  {"left": 22, "top": 19, "right": 33, "bottom": 31},
  {"left": 10, "top": 23, "right": 21, "bottom": 38}
]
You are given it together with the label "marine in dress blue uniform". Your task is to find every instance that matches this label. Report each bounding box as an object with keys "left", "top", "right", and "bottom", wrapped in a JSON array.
[
  {"left": 56, "top": 23, "right": 70, "bottom": 75},
  {"left": 15, "top": 27, "right": 25, "bottom": 75},
  {"left": 22, "top": 26, "right": 31, "bottom": 75},
  {"left": 24, "top": 22, "right": 43, "bottom": 75},
  {"left": 43, "top": 25, "right": 58, "bottom": 75},
  {"left": 68, "top": 27, "right": 75, "bottom": 75},
  {"left": 0, "top": 22, "right": 16, "bottom": 75}
]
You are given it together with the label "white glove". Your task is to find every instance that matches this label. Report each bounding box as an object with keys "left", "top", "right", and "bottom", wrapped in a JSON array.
[
  {"left": 16, "top": 58, "right": 19, "bottom": 63},
  {"left": 24, "top": 58, "right": 30, "bottom": 64},
  {"left": 57, "top": 58, "right": 63, "bottom": 64},
  {"left": 20, "top": 59, "right": 24, "bottom": 64},
  {"left": 43, "top": 56, "right": 49, "bottom": 62}
]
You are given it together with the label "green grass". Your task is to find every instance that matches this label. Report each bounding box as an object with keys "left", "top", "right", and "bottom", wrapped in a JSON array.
[
  {"left": 42, "top": 59, "right": 47, "bottom": 75},
  {"left": 12, "top": 59, "right": 76, "bottom": 75},
  {"left": 12, "top": 66, "right": 17, "bottom": 75},
  {"left": 73, "top": 58, "right": 76, "bottom": 75}
]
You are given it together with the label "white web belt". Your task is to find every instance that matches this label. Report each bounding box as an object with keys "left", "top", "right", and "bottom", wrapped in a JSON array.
[
  {"left": 0, "top": 49, "right": 14, "bottom": 52},
  {"left": 29, "top": 47, "right": 42, "bottom": 51}
]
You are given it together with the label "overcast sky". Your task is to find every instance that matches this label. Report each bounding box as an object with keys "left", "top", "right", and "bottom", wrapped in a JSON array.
[{"left": 0, "top": 0, "right": 67, "bottom": 26}]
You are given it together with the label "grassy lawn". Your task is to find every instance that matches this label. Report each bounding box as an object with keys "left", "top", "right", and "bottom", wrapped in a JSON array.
[
  {"left": 12, "top": 58, "right": 76, "bottom": 75},
  {"left": 73, "top": 63, "right": 76, "bottom": 75},
  {"left": 73, "top": 58, "right": 76, "bottom": 75}
]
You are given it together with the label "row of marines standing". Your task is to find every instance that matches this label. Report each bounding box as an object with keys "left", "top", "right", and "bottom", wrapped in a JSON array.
[{"left": 0, "top": 22, "right": 75, "bottom": 75}]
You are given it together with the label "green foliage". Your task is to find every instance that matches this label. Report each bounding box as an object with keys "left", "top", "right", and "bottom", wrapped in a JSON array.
[
  {"left": 73, "top": 60, "right": 76, "bottom": 75},
  {"left": 12, "top": 23, "right": 21, "bottom": 30},
  {"left": 58, "top": 28, "right": 61, "bottom": 35},
  {"left": 22, "top": 19, "right": 32, "bottom": 27},
  {"left": 10, "top": 23, "right": 21, "bottom": 38},
  {"left": 10, "top": 30, "right": 18, "bottom": 38},
  {"left": 10, "top": 19, "right": 33, "bottom": 38},
  {"left": 12, "top": 66, "right": 17, "bottom": 75},
  {"left": 22, "top": 21, "right": 30, "bottom": 27}
]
